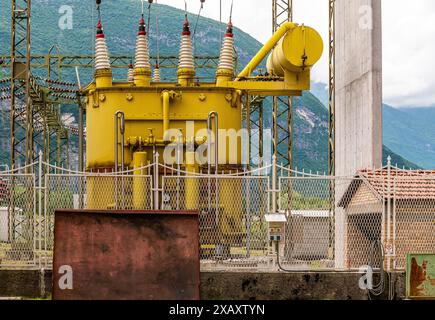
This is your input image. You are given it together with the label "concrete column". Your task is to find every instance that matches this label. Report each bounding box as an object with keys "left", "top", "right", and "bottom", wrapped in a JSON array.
[{"left": 335, "top": 0, "right": 383, "bottom": 269}]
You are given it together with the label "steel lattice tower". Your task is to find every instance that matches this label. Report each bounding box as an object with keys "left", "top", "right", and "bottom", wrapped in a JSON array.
[
  {"left": 272, "top": 0, "right": 293, "bottom": 168},
  {"left": 10, "top": 0, "right": 32, "bottom": 168}
]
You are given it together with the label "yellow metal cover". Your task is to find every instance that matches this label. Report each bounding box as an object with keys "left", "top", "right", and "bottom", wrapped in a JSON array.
[{"left": 281, "top": 25, "right": 323, "bottom": 69}]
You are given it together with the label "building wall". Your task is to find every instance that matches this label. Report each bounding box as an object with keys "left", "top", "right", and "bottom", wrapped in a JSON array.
[
  {"left": 345, "top": 196, "right": 435, "bottom": 270},
  {"left": 395, "top": 200, "right": 435, "bottom": 269},
  {"left": 346, "top": 213, "right": 382, "bottom": 269}
]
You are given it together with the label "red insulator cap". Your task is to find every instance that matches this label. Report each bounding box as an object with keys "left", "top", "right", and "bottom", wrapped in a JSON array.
[
  {"left": 96, "top": 20, "right": 105, "bottom": 38},
  {"left": 225, "top": 20, "right": 234, "bottom": 38},
  {"left": 182, "top": 16, "right": 191, "bottom": 35},
  {"left": 138, "top": 15, "right": 146, "bottom": 36}
]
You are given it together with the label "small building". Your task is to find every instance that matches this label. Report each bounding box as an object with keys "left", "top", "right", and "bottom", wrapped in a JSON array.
[
  {"left": 339, "top": 168, "right": 435, "bottom": 269},
  {"left": 284, "top": 210, "right": 332, "bottom": 260}
]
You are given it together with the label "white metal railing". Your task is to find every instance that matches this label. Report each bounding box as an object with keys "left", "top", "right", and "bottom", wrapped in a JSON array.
[{"left": 0, "top": 154, "right": 433, "bottom": 272}]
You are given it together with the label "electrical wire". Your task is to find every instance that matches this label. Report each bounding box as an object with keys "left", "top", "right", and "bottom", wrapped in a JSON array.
[
  {"left": 275, "top": 238, "right": 395, "bottom": 300},
  {"left": 96, "top": 1, "right": 101, "bottom": 21},
  {"left": 367, "top": 239, "right": 386, "bottom": 298},
  {"left": 367, "top": 239, "right": 395, "bottom": 300},
  {"left": 155, "top": 0, "right": 160, "bottom": 67},
  {"left": 193, "top": 1, "right": 205, "bottom": 40},
  {"left": 147, "top": 0, "right": 152, "bottom": 37}
]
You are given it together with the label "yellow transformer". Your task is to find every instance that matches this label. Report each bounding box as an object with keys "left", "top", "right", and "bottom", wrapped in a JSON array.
[{"left": 84, "top": 17, "right": 323, "bottom": 246}]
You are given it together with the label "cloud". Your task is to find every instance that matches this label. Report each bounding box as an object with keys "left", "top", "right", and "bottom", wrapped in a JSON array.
[{"left": 158, "top": 0, "right": 435, "bottom": 107}]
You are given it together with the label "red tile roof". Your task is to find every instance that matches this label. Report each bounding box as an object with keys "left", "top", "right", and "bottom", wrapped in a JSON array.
[{"left": 358, "top": 168, "right": 435, "bottom": 200}]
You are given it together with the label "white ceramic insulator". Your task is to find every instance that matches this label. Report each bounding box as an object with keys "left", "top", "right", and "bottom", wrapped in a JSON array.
[
  {"left": 178, "top": 35, "right": 195, "bottom": 70},
  {"left": 128, "top": 68, "right": 134, "bottom": 82},
  {"left": 95, "top": 37, "right": 111, "bottom": 70},
  {"left": 135, "top": 34, "right": 151, "bottom": 69},
  {"left": 153, "top": 68, "right": 161, "bottom": 82},
  {"left": 218, "top": 36, "right": 234, "bottom": 71}
]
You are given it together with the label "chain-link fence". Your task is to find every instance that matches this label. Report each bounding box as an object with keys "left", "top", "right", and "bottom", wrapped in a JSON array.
[
  {"left": 392, "top": 176, "right": 435, "bottom": 270},
  {"left": 0, "top": 161, "right": 433, "bottom": 272},
  {"left": 38, "top": 169, "right": 153, "bottom": 266},
  {"left": 0, "top": 172, "right": 36, "bottom": 268},
  {"left": 163, "top": 175, "right": 270, "bottom": 269}
]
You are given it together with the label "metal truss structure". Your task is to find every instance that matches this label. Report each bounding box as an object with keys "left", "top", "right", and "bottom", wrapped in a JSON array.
[
  {"left": 272, "top": 0, "right": 293, "bottom": 168},
  {"left": 0, "top": 55, "right": 221, "bottom": 71}
]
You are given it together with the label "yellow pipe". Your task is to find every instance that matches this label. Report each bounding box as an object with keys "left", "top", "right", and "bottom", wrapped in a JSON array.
[
  {"left": 132, "top": 151, "right": 148, "bottom": 209},
  {"left": 162, "top": 91, "right": 170, "bottom": 139},
  {"left": 237, "top": 21, "right": 297, "bottom": 79},
  {"left": 185, "top": 151, "right": 199, "bottom": 210}
]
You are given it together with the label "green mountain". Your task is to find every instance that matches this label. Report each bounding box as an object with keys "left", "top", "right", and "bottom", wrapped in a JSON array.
[
  {"left": 302, "top": 82, "right": 432, "bottom": 169},
  {"left": 383, "top": 105, "right": 435, "bottom": 169},
  {"left": 0, "top": 0, "right": 420, "bottom": 171}
]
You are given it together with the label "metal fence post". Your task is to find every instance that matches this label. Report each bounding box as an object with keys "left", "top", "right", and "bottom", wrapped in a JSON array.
[
  {"left": 153, "top": 152, "right": 160, "bottom": 210},
  {"left": 38, "top": 151, "right": 43, "bottom": 268},
  {"left": 272, "top": 155, "right": 278, "bottom": 213},
  {"left": 392, "top": 175, "right": 397, "bottom": 270},
  {"left": 386, "top": 156, "right": 392, "bottom": 271}
]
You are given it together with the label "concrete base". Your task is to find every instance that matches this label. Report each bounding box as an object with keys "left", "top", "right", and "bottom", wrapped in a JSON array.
[
  {"left": 0, "top": 270, "right": 405, "bottom": 300},
  {"left": 0, "top": 270, "right": 51, "bottom": 299},
  {"left": 202, "top": 272, "right": 405, "bottom": 300}
]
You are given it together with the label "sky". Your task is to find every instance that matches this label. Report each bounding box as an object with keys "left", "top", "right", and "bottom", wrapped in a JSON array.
[{"left": 155, "top": 0, "right": 435, "bottom": 108}]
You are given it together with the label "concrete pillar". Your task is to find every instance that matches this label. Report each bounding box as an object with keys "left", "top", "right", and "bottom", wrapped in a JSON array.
[{"left": 335, "top": 0, "right": 383, "bottom": 269}]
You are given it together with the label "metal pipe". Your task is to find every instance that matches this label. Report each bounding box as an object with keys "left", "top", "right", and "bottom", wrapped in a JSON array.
[
  {"left": 207, "top": 111, "right": 220, "bottom": 233},
  {"left": 78, "top": 96, "right": 84, "bottom": 172},
  {"left": 272, "top": 155, "right": 277, "bottom": 213},
  {"left": 237, "top": 21, "right": 296, "bottom": 79},
  {"left": 162, "top": 91, "right": 170, "bottom": 139},
  {"left": 207, "top": 111, "right": 219, "bottom": 174},
  {"left": 114, "top": 111, "right": 125, "bottom": 210},
  {"left": 114, "top": 111, "right": 125, "bottom": 173}
]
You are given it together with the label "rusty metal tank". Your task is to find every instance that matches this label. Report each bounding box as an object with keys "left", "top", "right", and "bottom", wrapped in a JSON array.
[{"left": 52, "top": 210, "right": 200, "bottom": 300}]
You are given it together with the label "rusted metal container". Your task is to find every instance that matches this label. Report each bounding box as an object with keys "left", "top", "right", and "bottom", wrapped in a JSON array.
[
  {"left": 406, "top": 253, "right": 435, "bottom": 300},
  {"left": 53, "top": 210, "right": 200, "bottom": 300}
]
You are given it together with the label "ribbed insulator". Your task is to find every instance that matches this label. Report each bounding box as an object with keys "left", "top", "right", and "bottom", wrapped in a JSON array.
[
  {"left": 128, "top": 67, "right": 134, "bottom": 82},
  {"left": 135, "top": 34, "right": 151, "bottom": 69},
  {"left": 178, "top": 35, "right": 195, "bottom": 70},
  {"left": 218, "top": 36, "right": 234, "bottom": 71},
  {"left": 95, "top": 37, "right": 111, "bottom": 70},
  {"left": 153, "top": 67, "right": 161, "bottom": 82}
]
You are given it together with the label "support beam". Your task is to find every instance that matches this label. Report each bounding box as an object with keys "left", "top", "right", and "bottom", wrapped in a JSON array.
[
  {"left": 334, "top": 0, "right": 383, "bottom": 269},
  {"left": 0, "top": 55, "right": 221, "bottom": 70},
  {"left": 335, "top": 0, "right": 382, "bottom": 176}
]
